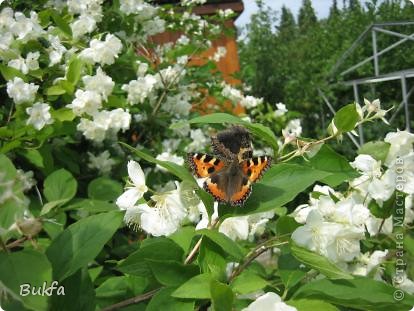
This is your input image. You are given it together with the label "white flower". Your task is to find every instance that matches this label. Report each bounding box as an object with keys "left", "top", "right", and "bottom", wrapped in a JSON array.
[
  {"left": 155, "top": 152, "right": 184, "bottom": 171},
  {"left": 177, "top": 35, "right": 190, "bottom": 45},
  {"left": 67, "top": 90, "right": 102, "bottom": 116},
  {"left": 79, "top": 34, "right": 122, "bottom": 65},
  {"left": 384, "top": 131, "right": 414, "bottom": 166},
  {"left": 125, "top": 184, "right": 188, "bottom": 236},
  {"left": 47, "top": 34, "right": 67, "bottom": 66},
  {"left": 116, "top": 161, "right": 148, "bottom": 210},
  {"left": 163, "top": 93, "right": 192, "bottom": 117},
  {"left": 274, "top": 102, "right": 288, "bottom": 117},
  {"left": 365, "top": 215, "right": 393, "bottom": 236},
  {"left": 242, "top": 292, "right": 297, "bottom": 311},
  {"left": 88, "top": 151, "right": 116, "bottom": 175},
  {"left": 142, "top": 17, "right": 165, "bottom": 37},
  {"left": 218, "top": 9, "right": 234, "bottom": 18},
  {"left": 292, "top": 210, "right": 337, "bottom": 254},
  {"left": 181, "top": 0, "right": 207, "bottom": 6},
  {"left": 248, "top": 211, "right": 274, "bottom": 240},
  {"left": 8, "top": 52, "right": 40, "bottom": 74},
  {"left": 77, "top": 118, "right": 107, "bottom": 142},
  {"left": 219, "top": 216, "right": 249, "bottom": 241},
  {"left": 26, "top": 102, "right": 54, "bottom": 130},
  {"left": 16, "top": 169, "right": 36, "bottom": 192},
  {"left": 241, "top": 95, "right": 263, "bottom": 109},
  {"left": 6, "top": 77, "right": 38, "bottom": 104},
  {"left": 186, "top": 129, "right": 209, "bottom": 152},
  {"left": 108, "top": 108, "right": 131, "bottom": 132},
  {"left": 122, "top": 75, "right": 157, "bottom": 105},
  {"left": 120, "top": 0, "right": 156, "bottom": 16},
  {"left": 11, "top": 11, "right": 44, "bottom": 42},
  {"left": 136, "top": 61, "right": 149, "bottom": 77},
  {"left": 324, "top": 225, "right": 364, "bottom": 262},
  {"left": 350, "top": 250, "right": 388, "bottom": 279},
  {"left": 222, "top": 84, "right": 243, "bottom": 103},
  {"left": 362, "top": 98, "right": 390, "bottom": 124},
  {"left": 395, "top": 273, "right": 414, "bottom": 295},
  {"left": 282, "top": 119, "right": 302, "bottom": 144},
  {"left": 71, "top": 14, "right": 97, "bottom": 38},
  {"left": 211, "top": 46, "right": 227, "bottom": 62},
  {"left": 82, "top": 67, "right": 114, "bottom": 101}
]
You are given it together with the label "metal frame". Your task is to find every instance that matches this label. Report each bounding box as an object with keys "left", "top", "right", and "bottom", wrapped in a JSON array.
[{"left": 325, "top": 22, "right": 414, "bottom": 143}]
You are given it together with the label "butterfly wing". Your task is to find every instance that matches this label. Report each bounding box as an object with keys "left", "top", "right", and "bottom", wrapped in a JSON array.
[
  {"left": 242, "top": 156, "right": 272, "bottom": 183},
  {"left": 187, "top": 153, "right": 225, "bottom": 178}
]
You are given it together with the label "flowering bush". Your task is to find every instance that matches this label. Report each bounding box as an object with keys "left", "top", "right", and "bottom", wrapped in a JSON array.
[{"left": 0, "top": 1, "right": 414, "bottom": 311}]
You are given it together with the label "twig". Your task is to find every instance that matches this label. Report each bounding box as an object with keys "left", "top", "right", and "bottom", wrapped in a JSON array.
[
  {"left": 6, "top": 237, "right": 27, "bottom": 249},
  {"left": 377, "top": 218, "right": 386, "bottom": 235},
  {"left": 0, "top": 237, "right": 9, "bottom": 253},
  {"left": 184, "top": 237, "right": 203, "bottom": 264},
  {"left": 101, "top": 288, "right": 160, "bottom": 311}
]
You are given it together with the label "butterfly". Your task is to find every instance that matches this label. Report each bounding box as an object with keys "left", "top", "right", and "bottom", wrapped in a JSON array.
[{"left": 187, "top": 126, "right": 272, "bottom": 206}]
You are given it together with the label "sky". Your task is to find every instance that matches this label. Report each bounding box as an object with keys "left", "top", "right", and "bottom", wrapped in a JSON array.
[{"left": 235, "top": 0, "right": 355, "bottom": 28}]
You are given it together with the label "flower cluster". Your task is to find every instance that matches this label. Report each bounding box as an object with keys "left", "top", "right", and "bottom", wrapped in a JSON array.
[{"left": 291, "top": 130, "right": 414, "bottom": 280}]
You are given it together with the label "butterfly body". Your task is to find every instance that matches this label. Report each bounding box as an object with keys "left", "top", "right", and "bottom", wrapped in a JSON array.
[{"left": 187, "top": 126, "right": 272, "bottom": 206}]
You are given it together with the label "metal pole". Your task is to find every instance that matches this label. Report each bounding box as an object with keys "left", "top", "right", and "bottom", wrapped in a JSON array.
[
  {"left": 401, "top": 75, "right": 411, "bottom": 132},
  {"left": 353, "top": 82, "right": 364, "bottom": 145},
  {"left": 372, "top": 29, "right": 379, "bottom": 76},
  {"left": 389, "top": 85, "right": 414, "bottom": 123}
]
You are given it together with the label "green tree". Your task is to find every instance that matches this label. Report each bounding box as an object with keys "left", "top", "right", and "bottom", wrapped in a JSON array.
[{"left": 298, "top": 0, "right": 317, "bottom": 31}]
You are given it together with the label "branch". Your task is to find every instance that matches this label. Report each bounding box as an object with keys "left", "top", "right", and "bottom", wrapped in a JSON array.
[
  {"left": 101, "top": 288, "right": 160, "bottom": 311},
  {"left": 184, "top": 237, "right": 203, "bottom": 264}
]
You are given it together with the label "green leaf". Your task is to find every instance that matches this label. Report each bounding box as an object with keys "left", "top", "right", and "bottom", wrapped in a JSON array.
[
  {"left": 95, "top": 276, "right": 147, "bottom": 298},
  {"left": 51, "top": 108, "right": 76, "bottom": 121},
  {"left": 275, "top": 216, "right": 301, "bottom": 236},
  {"left": 369, "top": 192, "right": 396, "bottom": 219},
  {"left": 46, "top": 85, "right": 66, "bottom": 96},
  {"left": 64, "top": 199, "right": 117, "bottom": 213},
  {"left": 0, "top": 249, "right": 52, "bottom": 311},
  {"left": 189, "top": 113, "right": 279, "bottom": 153},
  {"left": 120, "top": 142, "right": 196, "bottom": 186},
  {"left": 278, "top": 253, "right": 306, "bottom": 289},
  {"left": 172, "top": 273, "right": 212, "bottom": 299},
  {"left": 46, "top": 211, "right": 123, "bottom": 281},
  {"left": 210, "top": 280, "right": 234, "bottom": 311},
  {"left": 41, "top": 199, "right": 70, "bottom": 215},
  {"left": 301, "top": 145, "right": 359, "bottom": 187},
  {"left": 169, "top": 226, "right": 196, "bottom": 253},
  {"left": 197, "top": 229, "right": 245, "bottom": 260},
  {"left": 219, "top": 164, "right": 331, "bottom": 216},
  {"left": 50, "top": 268, "right": 95, "bottom": 311},
  {"left": 148, "top": 260, "right": 199, "bottom": 286},
  {"left": 287, "top": 299, "right": 339, "bottom": 311},
  {"left": 290, "top": 242, "right": 353, "bottom": 280},
  {"left": 88, "top": 177, "right": 123, "bottom": 201},
  {"left": 358, "top": 141, "right": 391, "bottom": 163},
  {"left": 292, "top": 277, "right": 414, "bottom": 311},
  {"left": 147, "top": 287, "right": 195, "bottom": 311},
  {"left": 118, "top": 238, "right": 184, "bottom": 276},
  {"left": 43, "top": 168, "right": 77, "bottom": 203},
  {"left": 0, "top": 63, "right": 26, "bottom": 81},
  {"left": 333, "top": 103, "right": 359, "bottom": 132},
  {"left": 66, "top": 56, "right": 83, "bottom": 85},
  {"left": 18, "top": 149, "right": 44, "bottom": 168},
  {"left": 230, "top": 271, "right": 269, "bottom": 294},
  {"left": 50, "top": 10, "right": 72, "bottom": 37}
]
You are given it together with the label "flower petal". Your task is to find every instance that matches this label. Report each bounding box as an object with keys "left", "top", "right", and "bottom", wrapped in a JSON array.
[{"left": 127, "top": 160, "right": 146, "bottom": 186}]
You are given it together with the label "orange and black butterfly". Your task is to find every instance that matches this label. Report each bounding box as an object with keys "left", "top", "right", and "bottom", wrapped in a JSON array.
[{"left": 187, "top": 126, "right": 272, "bottom": 206}]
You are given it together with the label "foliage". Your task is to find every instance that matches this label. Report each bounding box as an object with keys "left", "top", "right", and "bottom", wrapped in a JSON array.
[{"left": 0, "top": 1, "right": 414, "bottom": 311}]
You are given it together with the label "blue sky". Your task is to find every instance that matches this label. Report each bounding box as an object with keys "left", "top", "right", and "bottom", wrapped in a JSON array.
[{"left": 235, "top": 0, "right": 364, "bottom": 28}]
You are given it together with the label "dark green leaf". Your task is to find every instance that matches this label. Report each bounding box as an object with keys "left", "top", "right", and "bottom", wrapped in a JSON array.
[
  {"left": 88, "top": 177, "right": 123, "bottom": 201},
  {"left": 334, "top": 103, "right": 360, "bottom": 132},
  {"left": 66, "top": 56, "right": 83, "bottom": 85},
  {"left": 230, "top": 271, "right": 269, "bottom": 294},
  {"left": 0, "top": 249, "right": 52, "bottom": 311},
  {"left": 210, "top": 280, "right": 234, "bottom": 311},
  {"left": 148, "top": 260, "right": 199, "bottom": 286},
  {"left": 50, "top": 10, "right": 72, "bottom": 37},
  {"left": 197, "top": 229, "right": 245, "bottom": 260},
  {"left": 118, "top": 238, "right": 184, "bottom": 276},
  {"left": 43, "top": 168, "right": 77, "bottom": 203},
  {"left": 147, "top": 287, "right": 195, "bottom": 311},
  {"left": 287, "top": 299, "right": 339, "bottom": 311},
  {"left": 293, "top": 277, "right": 414, "bottom": 311},
  {"left": 46, "top": 211, "right": 123, "bottom": 281},
  {"left": 172, "top": 273, "right": 212, "bottom": 299},
  {"left": 276, "top": 216, "right": 301, "bottom": 236}
]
